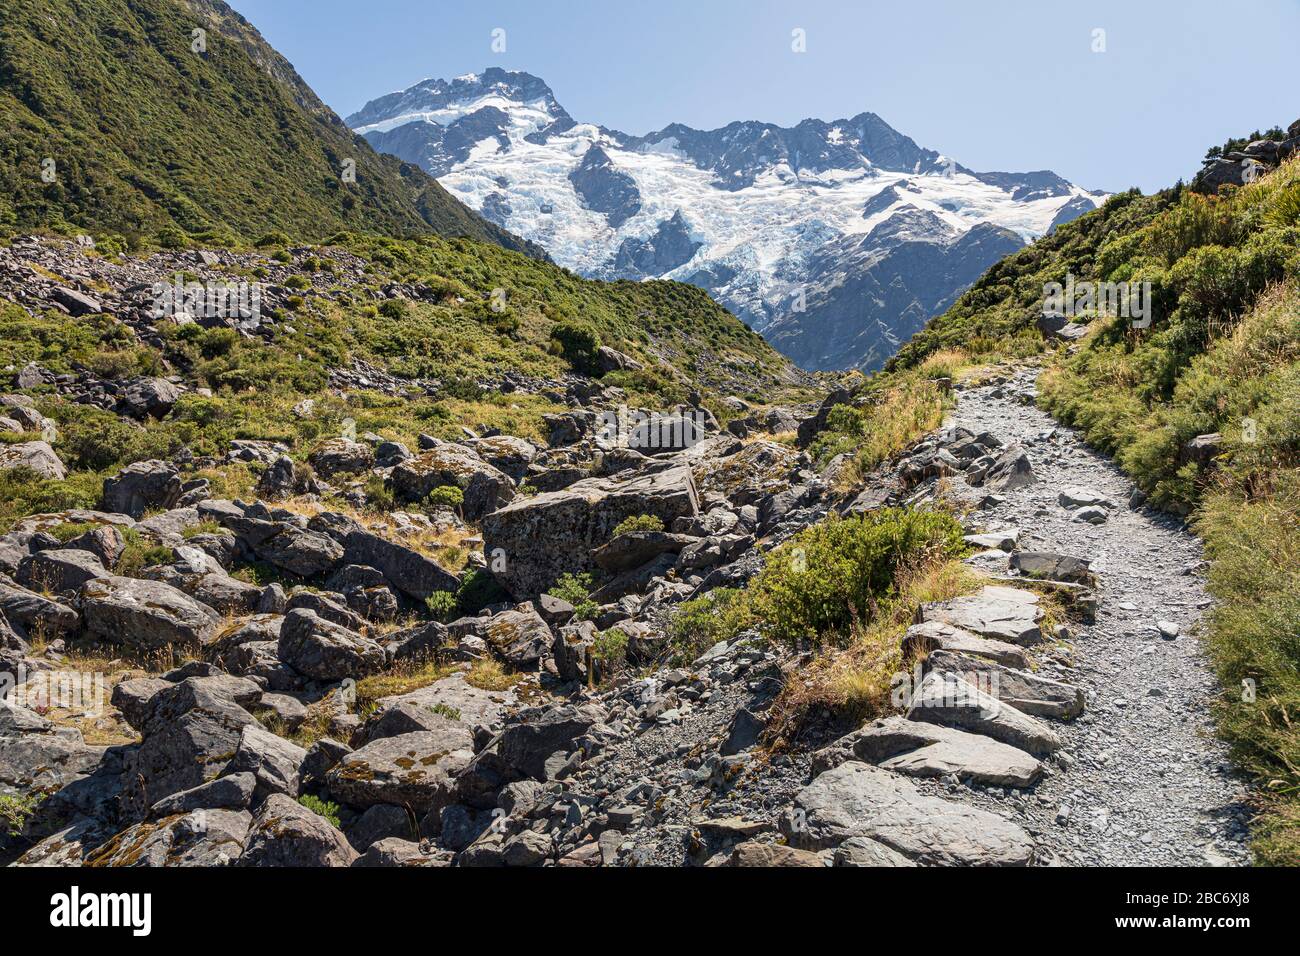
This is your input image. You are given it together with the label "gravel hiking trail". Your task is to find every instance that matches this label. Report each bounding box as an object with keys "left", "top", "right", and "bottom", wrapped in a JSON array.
[{"left": 947, "top": 368, "right": 1251, "bottom": 865}]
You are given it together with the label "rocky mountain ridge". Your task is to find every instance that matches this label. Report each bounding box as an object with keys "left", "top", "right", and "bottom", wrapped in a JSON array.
[{"left": 348, "top": 68, "right": 1105, "bottom": 371}]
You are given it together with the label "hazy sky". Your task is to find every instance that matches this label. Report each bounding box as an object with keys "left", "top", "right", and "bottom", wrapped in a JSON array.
[{"left": 230, "top": 0, "right": 1300, "bottom": 193}]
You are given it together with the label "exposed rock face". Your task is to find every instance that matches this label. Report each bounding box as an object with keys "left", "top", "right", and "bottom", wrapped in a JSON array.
[
  {"left": 0, "top": 441, "right": 66, "bottom": 480},
  {"left": 481, "top": 464, "right": 699, "bottom": 597},
  {"left": 782, "top": 761, "right": 1035, "bottom": 866},
  {"left": 80, "top": 575, "right": 220, "bottom": 650},
  {"left": 569, "top": 143, "right": 642, "bottom": 228},
  {"left": 101, "top": 460, "right": 182, "bottom": 518},
  {"left": 390, "top": 445, "right": 515, "bottom": 520},
  {"left": 277, "top": 608, "right": 385, "bottom": 681}
]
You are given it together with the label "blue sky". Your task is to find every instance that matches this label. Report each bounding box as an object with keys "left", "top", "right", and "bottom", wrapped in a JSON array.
[{"left": 231, "top": 0, "right": 1300, "bottom": 193}]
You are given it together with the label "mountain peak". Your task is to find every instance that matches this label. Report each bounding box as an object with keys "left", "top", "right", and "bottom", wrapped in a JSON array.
[{"left": 350, "top": 67, "right": 1103, "bottom": 370}]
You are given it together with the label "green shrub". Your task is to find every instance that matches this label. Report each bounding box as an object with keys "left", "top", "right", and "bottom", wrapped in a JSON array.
[
  {"left": 378, "top": 299, "right": 409, "bottom": 320},
  {"left": 456, "top": 568, "right": 509, "bottom": 615},
  {"left": 425, "top": 590, "right": 458, "bottom": 623},
  {"left": 297, "top": 794, "right": 341, "bottom": 828},
  {"left": 551, "top": 320, "right": 602, "bottom": 374},
  {"left": 668, "top": 588, "right": 756, "bottom": 661},
  {"left": 611, "top": 514, "right": 664, "bottom": 537},
  {"left": 0, "top": 792, "right": 39, "bottom": 836},
  {"left": 750, "top": 508, "right": 965, "bottom": 647},
  {"left": 550, "top": 571, "right": 598, "bottom": 620},
  {"left": 284, "top": 274, "right": 311, "bottom": 292},
  {"left": 426, "top": 485, "right": 465, "bottom": 512}
]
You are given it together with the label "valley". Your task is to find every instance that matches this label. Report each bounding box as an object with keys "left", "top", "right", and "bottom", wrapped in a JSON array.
[{"left": 0, "top": 0, "right": 1297, "bottom": 876}]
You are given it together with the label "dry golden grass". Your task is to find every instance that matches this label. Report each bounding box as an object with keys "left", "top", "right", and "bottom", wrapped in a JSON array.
[
  {"left": 765, "top": 557, "right": 981, "bottom": 749},
  {"left": 464, "top": 657, "right": 525, "bottom": 692},
  {"left": 354, "top": 659, "right": 457, "bottom": 711},
  {"left": 266, "top": 495, "right": 476, "bottom": 571}
]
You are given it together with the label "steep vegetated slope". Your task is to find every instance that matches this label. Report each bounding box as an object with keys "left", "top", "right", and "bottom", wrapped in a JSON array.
[
  {"left": 814, "top": 120, "right": 1300, "bottom": 862},
  {"left": 0, "top": 228, "right": 804, "bottom": 528},
  {"left": 0, "top": 0, "right": 538, "bottom": 253}
]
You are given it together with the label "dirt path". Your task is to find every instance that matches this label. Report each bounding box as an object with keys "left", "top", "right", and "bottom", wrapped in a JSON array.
[{"left": 948, "top": 369, "right": 1251, "bottom": 866}]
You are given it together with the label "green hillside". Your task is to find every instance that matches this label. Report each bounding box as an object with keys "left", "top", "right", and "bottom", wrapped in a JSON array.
[{"left": 0, "top": 0, "right": 538, "bottom": 253}]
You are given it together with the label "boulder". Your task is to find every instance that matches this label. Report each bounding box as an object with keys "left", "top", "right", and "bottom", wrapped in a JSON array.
[
  {"left": 149, "top": 772, "right": 256, "bottom": 817},
  {"left": 343, "top": 529, "right": 459, "bottom": 601},
  {"left": 0, "top": 441, "right": 66, "bottom": 480},
  {"left": 901, "top": 620, "right": 1030, "bottom": 669},
  {"left": 481, "top": 464, "right": 699, "bottom": 598},
  {"left": 118, "top": 681, "right": 258, "bottom": 817},
  {"left": 919, "top": 586, "right": 1043, "bottom": 646},
  {"left": 101, "top": 460, "right": 181, "bottom": 519},
  {"left": 390, "top": 445, "right": 515, "bottom": 520},
  {"left": 592, "top": 530, "right": 698, "bottom": 573},
  {"left": 118, "top": 377, "right": 181, "bottom": 419},
  {"left": 87, "top": 809, "right": 252, "bottom": 867},
  {"left": 981, "top": 445, "right": 1035, "bottom": 491},
  {"left": 481, "top": 605, "right": 554, "bottom": 668},
  {"left": 727, "top": 842, "right": 828, "bottom": 867},
  {"left": 782, "top": 761, "right": 1034, "bottom": 865},
  {"left": 228, "top": 723, "right": 307, "bottom": 802},
  {"left": 852, "top": 715, "right": 1043, "bottom": 787},
  {"left": 1009, "top": 551, "right": 1095, "bottom": 586},
  {"left": 325, "top": 726, "right": 474, "bottom": 814},
  {"left": 927, "top": 650, "right": 1085, "bottom": 720},
  {"left": 81, "top": 575, "right": 220, "bottom": 650},
  {"left": 832, "top": 836, "right": 918, "bottom": 867},
  {"left": 277, "top": 608, "right": 385, "bottom": 682},
  {"left": 1058, "top": 486, "right": 1114, "bottom": 510},
  {"left": 16, "top": 548, "right": 107, "bottom": 593},
  {"left": 256, "top": 527, "right": 345, "bottom": 578},
  {"left": 906, "top": 671, "right": 1063, "bottom": 756},
  {"left": 462, "top": 436, "right": 538, "bottom": 482},
  {"left": 495, "top": 704, "right": 602, "bottom": 781},
  {"left": 239, "top": 793, "right": 357, "bottom": 867},
  {"left": 307, "top": 438, "right": 374, "bottom": 477},
  {"left": 0, "top": 581, "right": 80, "bottom": 638}
]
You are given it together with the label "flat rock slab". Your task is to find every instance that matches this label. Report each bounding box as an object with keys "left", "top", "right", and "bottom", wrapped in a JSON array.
[
  {"left": 783, "top": 762, "right": 1034, "bottom": 866},
  {"left": 380, "top": 672, "right": 516, "bottom": 731},
  {"left": 963, "top": 530, "right": 1019, "bottom": 551},
  {"left": 907, "top": 671, "right": 1064, "bottom": 756},
  {"left": 326, "top": 726, "right": 474, "bottom": 814},
  {"left": 902, "top": 620, "right": 1030, "bottom": 669},
  {"left": 853, "top": 715, "right": 1043, "bottom": 788},
  {"left": 920, "top": 585, "right": 1043, "bottom": 646},
  {"left": 927, "top": 650, "right": 1085, "bottom": 720}
]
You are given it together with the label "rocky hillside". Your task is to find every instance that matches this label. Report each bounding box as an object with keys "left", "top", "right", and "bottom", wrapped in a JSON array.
[
  {"left": 0, "top": 0, "right": 539, "bottom": 253},
  {"left": 347, "top": 68, "right": 1104, "bottom": 371}
]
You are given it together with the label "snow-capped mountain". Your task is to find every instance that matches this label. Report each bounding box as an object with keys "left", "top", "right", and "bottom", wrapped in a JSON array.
[{"left": 348, "top": 68, "right": 1105, "bottom": 371}]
